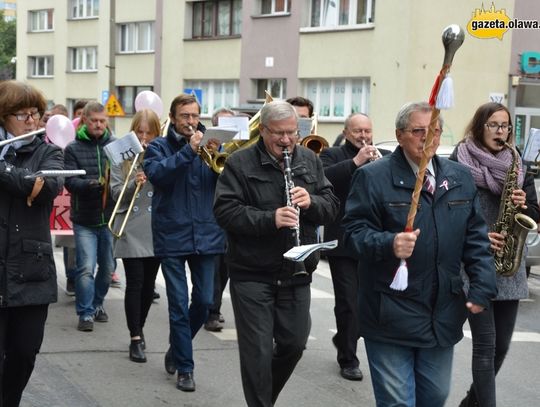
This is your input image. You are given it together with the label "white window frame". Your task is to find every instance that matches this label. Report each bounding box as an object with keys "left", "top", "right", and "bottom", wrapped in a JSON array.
[
  {"left": 118, "top": 22, "right": 155, "bottom": 53},
  {"left": 70, "top": 0, "right": 99, "bottom": 19},
  {"left": 304, "top": 78, "right": 370, "bottom": 121},
  {"left": 309, "top": 0, "right": 374, "bottom": 29},
  {"left": 69, "top": 47, "right": 97, "bottom": 72},
  {"left": 29, "top": 9, "right": 54, "bottom": 32},
  {"left": 117, "top": 86, "right": 153, "bottom": 115},
  {"left": 28, "top": 56, "right": 54, "bottom": 78},
  {"left": 256, "top": 79, "right": 286, "bottom": 100},
  {"left": 183, "top": 80, "right": 240, "bottom": 116},
  {"left": 260, "top": 0, "right": 290, "bottom": 15}
]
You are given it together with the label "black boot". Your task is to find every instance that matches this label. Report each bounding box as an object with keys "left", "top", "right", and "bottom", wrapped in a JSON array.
[
  {"left": 129, "top": 340, "right": 147, "bottom": 363},
  {"left": 459, "top": 390, "right": 479, "bottom": 407}
]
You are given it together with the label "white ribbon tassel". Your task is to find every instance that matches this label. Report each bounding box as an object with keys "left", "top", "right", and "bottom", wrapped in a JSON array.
[
  {"left": 435, "top": 75, "right": 454, "bottom": 110},
  {"left": 390, "top": 259, "right": 408, "bottom": 291}
]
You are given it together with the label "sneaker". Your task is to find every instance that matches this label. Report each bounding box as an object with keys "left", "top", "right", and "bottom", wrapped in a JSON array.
[
  {"left": 204, "top": 319, "right": 223, "bottom": 332},
  {"left": 110, "top": 272, "right": 121, "bottom": 288},
  {"left": 77, "top": 316, "right": 94, "bottom": 332},
  {"left": 65, "top": 278, "right": 75, "bottom": 296},
  {"left": 94, "top": 306, "right": 109, "bottom": 322}
]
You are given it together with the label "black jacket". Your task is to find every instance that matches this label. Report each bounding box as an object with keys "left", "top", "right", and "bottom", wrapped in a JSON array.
[
  {"left": 64, "top": 126, "right": 115, "bottom": 227},
  {"left": 0, "top": 133, "right": 63, "bottom": 307},
  {"left": 214, "top": 138, "right": 339, "bottom": 285},
  {"left": 319, "top": 140, "right": 390, "bottom": 257}
]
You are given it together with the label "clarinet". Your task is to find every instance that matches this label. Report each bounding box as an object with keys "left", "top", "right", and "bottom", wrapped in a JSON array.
[{"left": 282, "top": 148, "right": 307, "bottom": 276}]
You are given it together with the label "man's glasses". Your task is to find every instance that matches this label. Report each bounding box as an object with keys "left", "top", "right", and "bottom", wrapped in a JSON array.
[
  {"left": 10, "top": 112, "right": 41, "bottom": 121},
  {"left": 402, "top": 127, "right": 442, "bottom": 137},
  {"left": 349, "top": 128, "right": 372, "bottom": 135},
  {"left": 264, "top": 127, "right": 299, "bottom": 138},
  {"left": 485, "top": 122, "right": 512, "bottom": 133},
  {"left": 178, "top": 113, "right": 200, "bottom": 120}
]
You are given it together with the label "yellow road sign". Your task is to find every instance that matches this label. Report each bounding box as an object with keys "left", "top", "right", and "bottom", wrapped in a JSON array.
[{"left": 105, "top": 94, "right": 125, "bottom": 117}]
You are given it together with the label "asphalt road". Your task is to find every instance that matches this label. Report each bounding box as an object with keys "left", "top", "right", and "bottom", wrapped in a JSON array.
[{"left": 20, "top": 249, "right": 540, "bottom": 406}]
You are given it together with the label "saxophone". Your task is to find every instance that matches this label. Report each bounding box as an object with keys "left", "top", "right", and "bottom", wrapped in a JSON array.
[{"left": 493, "top": 141, "right": 538, "bottom": 276}]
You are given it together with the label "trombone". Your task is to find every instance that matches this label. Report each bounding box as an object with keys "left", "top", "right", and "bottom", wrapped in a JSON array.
[{"left": 107, "top": 154, "right": 143, "bottom": 238}]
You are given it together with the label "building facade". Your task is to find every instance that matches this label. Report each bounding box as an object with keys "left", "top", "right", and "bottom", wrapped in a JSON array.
[{"left": 17, "top": 0, "right": 516, "bottom": 144}]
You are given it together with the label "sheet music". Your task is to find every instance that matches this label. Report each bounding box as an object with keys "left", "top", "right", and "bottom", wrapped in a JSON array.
[
  {"left": 201, "top": 127, "right": 239, "bottom": 146},
  {"left": 103, "top": 132, "right": 144, "bottom": 166},
  {"left": 523, "top": 128, "right": 540, "bottom": 163},
  {"left": 283, "top": 240, "right": 338, "bottom": 262},
  {"left": 218, "top": 116, "right": 250, "bottom": 140}
]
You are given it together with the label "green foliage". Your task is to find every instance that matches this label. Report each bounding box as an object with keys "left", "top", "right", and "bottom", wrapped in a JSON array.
[{"left": 0, "top": 11, "right": 16, "bottom": 80}]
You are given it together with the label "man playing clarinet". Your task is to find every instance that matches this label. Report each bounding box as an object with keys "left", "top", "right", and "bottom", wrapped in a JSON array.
[{"left": 213, "top": 100, "right": 338, "bottom": 407}]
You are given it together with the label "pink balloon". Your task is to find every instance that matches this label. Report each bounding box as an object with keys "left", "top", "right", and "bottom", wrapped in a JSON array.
[
  {"left": 72, "top": 117, "right": 81, "bottom": 129},
  {"left": 46, "top": 115, "right": 75, "bottom": 149},
  {"left": 134, "top": 91, "right": 163, "bottom": 117}
]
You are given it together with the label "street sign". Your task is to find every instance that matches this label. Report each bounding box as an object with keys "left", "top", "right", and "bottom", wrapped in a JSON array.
[
  {"left": 102, "top": 90, "right": 110, "bottom": 106},
  {"left": 184, "top": 88, "right": 203, "bottom": 105},
  {"left": 105, "top": 94, "right": 125, "bottom": 117}
]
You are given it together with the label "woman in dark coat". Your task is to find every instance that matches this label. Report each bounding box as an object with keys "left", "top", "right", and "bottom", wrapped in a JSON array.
[{"left": 0, "top": 80, "right": 63, "bottom": 406}]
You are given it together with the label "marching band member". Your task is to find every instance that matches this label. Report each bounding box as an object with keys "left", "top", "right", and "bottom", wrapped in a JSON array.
[
  {"left": 213, "top": 100, "right": 338, "bottom": 407},
  {"left": 143, "top": 94, "right": 225, "bottom": 392},
  {"left": 0, "top": 80, "right": 63, "bottom": 406},
  {"left": 343, "top": 102, "right": 497, "bottom": 407},
  {"left": 109, "top": 109, "right": 161, "bottom": 363}
]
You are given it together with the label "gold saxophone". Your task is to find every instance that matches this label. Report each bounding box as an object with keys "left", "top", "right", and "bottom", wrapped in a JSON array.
[{"left": 493, "top": 141, "right": 538, "bottom": 276}]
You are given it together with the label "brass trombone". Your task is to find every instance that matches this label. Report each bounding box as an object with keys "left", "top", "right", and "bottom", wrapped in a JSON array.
[
  {"left": 299, "top": 113, "right": 329, "bottom": 154},
  {"left": 107, "top": 154, "right": 144, "bottom": 238}
]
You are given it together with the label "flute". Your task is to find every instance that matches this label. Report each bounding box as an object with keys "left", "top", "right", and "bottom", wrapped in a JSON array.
[{"left": 0, "top": 128, "right": 46, "bottom": 147}]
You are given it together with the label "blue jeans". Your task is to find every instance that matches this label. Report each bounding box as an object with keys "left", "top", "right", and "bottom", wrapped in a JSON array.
[
  {"left": 364, "top": 339, "right": 454, "bottom": 407},
  {"left": 161, "top": 255, "right": 215, "bottom": 373},
  {"left": 73, "top": 223, "right": 115, "bottom": 319}
]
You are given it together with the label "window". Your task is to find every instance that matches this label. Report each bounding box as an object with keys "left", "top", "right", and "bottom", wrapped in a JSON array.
[
  {"left": 261, "top": 0, "right": 290, "bottom": 15},
  {"left": 183, "top": 80, "right": 239, "bottom": 116},
  {"left": 305, "top": 78, "right": 370, "bottom": 120},
  {"left": 28, "top": 56, "right": 54, "bottom": 77},
  {"left": 118, "top": 22, "right": 154, "bottom": 53},
  {"left": 191, "top": 0, "right": 242, "bottom": 38},
  {"left": 69, "top": 47, "right": 97, "bottom": 72},
  {"left": 310, "top": 0, "right": 375, "bottom": 27},
  {"left": 70, "top": 0, "right": 99, "bottom": 19},
  {"left": 256, "top": 79, "right": 286, "bottom": 100},
  {"left": 29, "top": 9, "right": 53, "bottom": 32},
  {"left": 117, "top": 86, "right": 153, "bottom": 115}
]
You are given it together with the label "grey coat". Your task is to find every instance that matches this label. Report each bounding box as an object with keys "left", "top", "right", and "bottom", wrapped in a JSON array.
[{"left": 109, "top": 158, "right": 155, "bottom": 259}]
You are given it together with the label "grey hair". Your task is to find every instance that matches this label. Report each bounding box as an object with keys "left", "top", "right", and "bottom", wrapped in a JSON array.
[
  {"left": 260, "top": 101, "right": 298, "bottom": 127},
  {"left": 211, "top": 107, "right": 235, "bottom": 126},
  {"left": 395, "top": 102, "right": 444, "bottom": 129},
  {"left": 344, "top": 112, "right": 369, "bottom": 129}
]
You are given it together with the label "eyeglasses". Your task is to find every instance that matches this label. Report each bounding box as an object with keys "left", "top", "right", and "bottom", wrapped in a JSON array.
[
  {"left": 349, "top": 128, "right": 372, "bottom": 135},
  {"left": 402, "top": 127, "right": 442, "bottom": 137},
  {"left": 264, "top": 127, "right": 299, "bottom": 138},
  {"left": 485, "top": 122, "right": 512, "bottom": 133},
  {"left": 10, "top": 111, "right": 41, "bottom": 121},
  {"left": 177, "top": 113, "right": 200, "bottom": 120}
]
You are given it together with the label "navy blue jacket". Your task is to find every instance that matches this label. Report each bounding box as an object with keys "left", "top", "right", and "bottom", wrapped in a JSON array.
[
  {"left": 343, "top": 147, "right": 497, "bottom": 347},
  {"left": 143, "top": 124, "right": 225, "bottom": 257}
]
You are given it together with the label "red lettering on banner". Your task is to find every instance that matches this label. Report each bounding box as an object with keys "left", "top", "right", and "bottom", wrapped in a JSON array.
[{"left": 50, "top": 187, "right": 73, "bottom": 235}]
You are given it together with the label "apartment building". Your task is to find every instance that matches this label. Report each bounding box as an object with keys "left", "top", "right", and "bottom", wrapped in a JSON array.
[
  {"left": 1, "top": 0, "right": 16, "bottom": 21},
  {"left": 17, "top": 0, "right": 515, "bottom": 143}
]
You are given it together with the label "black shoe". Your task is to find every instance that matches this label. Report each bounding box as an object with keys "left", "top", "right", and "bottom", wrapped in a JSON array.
[
  {"left": 164, "top": 347, "right": 175, "bottom": 375},
  {"left": 340, "top": 366, "right": 363, "bottom": 381},
  {"left": 459, "top": 391, "right": 479, "bottom": 407},
  {"left": 77, "top": 316, "right": 94, "bottom": 332},
  {"left": 204, "top": 319, "right": 223, "bottom": 332},
  {"left": 140, "top": 332, "right": 146, "bottom": 350},
  {"left": 218, "top": 313, "right": 225, "bottom": 323},
  {"left": 129, "top": 340, "right": 147, "bottom": 363},
  {"left": 153, "top": 290, "right": 160, "bottom": 300},
  {"left": 176, "top": 372, "right": 195, "bottom": 392},
  {"left": 94, "top": 306, "right": 109, "bottom": 322}
]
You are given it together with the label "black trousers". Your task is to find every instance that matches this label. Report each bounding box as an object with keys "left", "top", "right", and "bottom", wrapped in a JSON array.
[
  {"left": 230, "top": 280, "right": 311, "bottom": 407},
  {"left": 123, "top": 257, "right": 161, "bottom": 338},
  {"left": 0, "top": 304, "right": 49, "bottom": 407},
  {"left": 327, "top": 255, "right": 360, "bottom": 368},
  {"left": 208, "top": 254, "right": 228, "bottom": 319}
]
